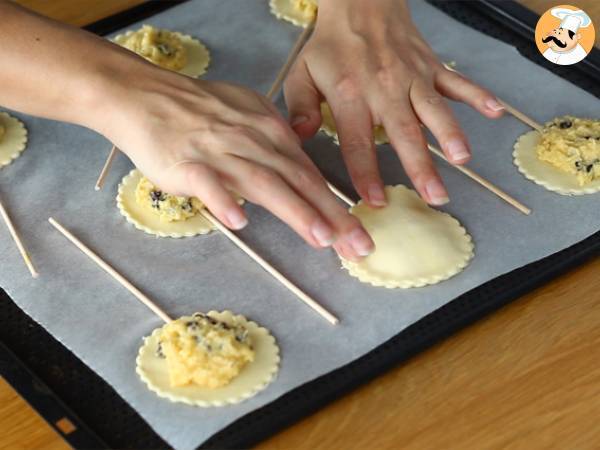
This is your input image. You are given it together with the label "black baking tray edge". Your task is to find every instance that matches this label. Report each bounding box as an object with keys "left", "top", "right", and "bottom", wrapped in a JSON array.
[{"left": 1, "top": 1, "right": 598, "bottom": 449}]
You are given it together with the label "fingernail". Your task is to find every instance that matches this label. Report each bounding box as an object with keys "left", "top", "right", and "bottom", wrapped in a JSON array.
[
  {"left": 446, "top": 139, "right": 470, "bottom": 163},
  {"left": 368, "top": 184, "right": 387, "bottom": 207},
  {"left": 425, "top": 179, "right": 450, "bottom": 206},
  {"left": 485, "top": 98, "right": 504, "bottom": 112},
  {"left": 226, "top": 209, "right": 248, "bottom": 230},
  {"left": 311, "top": 219, "right": 335, "bottom": 247},
  {"left": 349, "top": 228, "right": 375, "bottom": 256},
  {"left": 291, "top": 115, "right": 309, "bottom": 127}
]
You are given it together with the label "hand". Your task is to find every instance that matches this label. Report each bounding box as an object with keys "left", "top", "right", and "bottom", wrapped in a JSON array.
[
  {"left": 93, "top": 66, "right": 374, "bottom": 260},
  {"left": 284, "top": 0, "right": 504, "bottom": 208}
]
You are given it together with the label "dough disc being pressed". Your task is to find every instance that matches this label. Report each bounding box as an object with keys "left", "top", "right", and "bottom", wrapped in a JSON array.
[
  {"left": 513, "top": 130, "right": 600, "bottom": 196},
  {"left": 269, "top": 0, "right": 317, "bottom": 28},
  {"left": 0, "top": 112, "right": 28, "bottom": 169},
  {"left": 136, "top": 310, "right": 280, "bottom": 407},
  {"left": 113, "top": 31, "right": 210, "bottom": 78},
  {"left": 117, "top": 169, "right": 216, "bottom": 238},
  {"left": 320, "top": 103, "right": 389, "bottom": 145},
  {"left": 341, "top": 185, "right": 474, "bottom": 288}
]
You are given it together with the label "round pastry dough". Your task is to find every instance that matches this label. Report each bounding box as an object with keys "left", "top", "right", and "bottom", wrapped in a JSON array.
[
  {"left": 117, "top": 169, "right": 216, "bottom": 238},
  {"left": 269, "top": 0, "right": 317, "bottom": 28},
  {"left": 113, "top": 30, "right": 210, "bottom": 78},
  {"left": 320, "top": 103, "right": 389, "bottom": 146},
  {"left": 136, "top": 310, "right": 280, "bottom": 407},
  {"left": 514, "top": 130, "right": 600, "bottom": 196},
  {"left": 0, "top": 112, "right": 28, "bottom": 169},
  {"left": 341, "top": 185, "right": 474, "bottom": 288}
]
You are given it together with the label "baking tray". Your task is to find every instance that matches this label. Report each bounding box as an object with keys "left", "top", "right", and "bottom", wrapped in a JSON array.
[{"left": 0, "top": 1, "right": 598, "bottom": 448}]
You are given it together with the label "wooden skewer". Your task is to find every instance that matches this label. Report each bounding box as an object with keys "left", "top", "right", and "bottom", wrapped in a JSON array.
[
  {"left": 48, "top": 217, "right": 172, "bottom": 323},
  {"left": 95, "top": 145, "right": 118, "bottom": 191},
  {"left": 327, "top": 182, "right": 355, "bottom": 207},
  {"left": 199, "top": 209, "right": 339, "bottom": 325},
  {"left": 266, "top": 20, "right": 315, "bottom": 100},
  {"left": 0, "top": 198, "right": 38, "bottom": 278},
  {"left": 427, "top": 144, "right": 531, "bottom": 215},
  {"left": 497, "top": 99, "right": 543, "bottom": 132},
  {"left": 442, "top": 63, "right": 543, "bottom": 132}
]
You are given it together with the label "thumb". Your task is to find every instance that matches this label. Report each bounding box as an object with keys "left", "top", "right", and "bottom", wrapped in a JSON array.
[{"left": 284, "top": 60, "right": 321, "bottom": 141}]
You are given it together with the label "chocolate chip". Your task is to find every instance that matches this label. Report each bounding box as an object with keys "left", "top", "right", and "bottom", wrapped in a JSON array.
[{"left": 559, "top": 120, "right": 572, "bottom": 129}]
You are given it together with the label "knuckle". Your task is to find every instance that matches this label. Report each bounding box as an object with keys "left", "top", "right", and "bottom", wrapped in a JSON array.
[
  {"left": 334, "top": 76, "right": 360, "bottom": 101},
  {"left": 421, "top": 93, "right": 444, "bottom": 106},
  {"left": 395, "top": 122, "right": 423, "bottom": 142},
  {"left": 249, "top": 166, "right": 279, "bottom": 190},
  {"left": 341, "top": 136, "right": 372, "bottom": 156}
]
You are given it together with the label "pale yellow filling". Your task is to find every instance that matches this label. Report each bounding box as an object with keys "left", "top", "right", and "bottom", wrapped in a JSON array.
[
  {"left": 158, "top": 313, "right": 255, "bottom": 388},
  {"left": 537, "top": 116, "right": 600, "bottom": 186},
  {"left": 119, "top": 25, "right": 187, "bottom": 71},
  {"left": 0, "top": 122, "right": 5, "bottom": 141},
  {"left": 135, "top": 176, "right": 204, "bottom": 223},
  {"left": 292, "top": 0, "right": 318, "bottom": 18}
]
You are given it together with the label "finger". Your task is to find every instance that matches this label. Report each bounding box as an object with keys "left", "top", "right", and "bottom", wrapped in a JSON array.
[
  {"left": 181, "top": 163, "right": 248, "bottom": 230},
  {"left": 261, "top": 151, "right": 375, "bottom": 260},
  {"left": 329, "top": 98, "right": 386, "bottom": 207},
  {"left": 283, "top": 59, "right": 322, "bottom": 140},
  {"left": 381, "top": 103, "right": 449, "bottom": 206},
  {"left": 410, "top": 78, "right": 471, "bottom": 165},
  {"left": 435, "top": 68, "right": 505, "bottom": 119},
  {"left": 225, "top": 155, "right": 338, "bottom": 249}
]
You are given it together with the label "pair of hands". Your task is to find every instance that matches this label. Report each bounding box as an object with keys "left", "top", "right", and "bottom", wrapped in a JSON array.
[{"left": 103, "top": 0, "right": 504, "bottom": 261}]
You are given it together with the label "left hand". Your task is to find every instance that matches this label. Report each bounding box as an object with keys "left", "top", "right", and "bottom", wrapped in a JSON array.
[{"left": 284, "top": 0, "right": 504, "bottom": 209}]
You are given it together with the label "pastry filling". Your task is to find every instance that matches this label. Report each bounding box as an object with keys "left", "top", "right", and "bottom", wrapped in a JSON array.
[
  {"left": 537, "top": 116, "right": 600, "bottom": 186},
  {"left": 157, "top": 313, "right": 255, "bottom": 388},
  {"left": 292, "top": 0, "right": 318, "bottom": 18},
  {"left": 0, "top": 122, "right": 5, "bottom": 142},
  {"left": 119, "top": 25, "right": 187, "bottom": 71},
  {"left": 135, "top": 176, "right": 203, "bottom": 222}
]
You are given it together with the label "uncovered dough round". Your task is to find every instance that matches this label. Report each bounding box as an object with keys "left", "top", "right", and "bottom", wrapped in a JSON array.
[
  {"left": 136, "top": 310, "right": 280, "bottom": 407},
  {"left": 0, "top": 112, "right": 28, "bottom": 169},
  {"left": 320, "top": 103, "right": 389, "bottom": 146},
  {"left": 514, "top": 128, "right": 600, "bottom": 196},
  {"left": 118, "top": 169, "right": 213, "bottom": 238},
  {"left": 113, "top": 26, "right": 210, "bottom": 78},
  {"left": 270, "top": 0, "right": 318, "bottom": 28},
  {"left": 341, "top": 185, "right": 474, "bottom": 288}
]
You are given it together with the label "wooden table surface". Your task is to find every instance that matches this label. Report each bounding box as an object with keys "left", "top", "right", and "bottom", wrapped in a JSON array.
[{"left": 2, "top": 1, "right": 599, "bottom": 449}]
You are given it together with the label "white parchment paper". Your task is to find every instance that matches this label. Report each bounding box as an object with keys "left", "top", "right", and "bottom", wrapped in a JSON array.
[{"left": 0, "top": 1, "right": 598, "bottom": 449}]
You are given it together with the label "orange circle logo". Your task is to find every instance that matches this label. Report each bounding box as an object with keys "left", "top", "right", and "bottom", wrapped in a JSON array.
[{"left": 535, "top": 4, "right": 595, "bottom": 65}]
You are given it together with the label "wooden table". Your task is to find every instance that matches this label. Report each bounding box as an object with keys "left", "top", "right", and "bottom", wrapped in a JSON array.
[{"left": 2, "top": 1, "right": 599, "bottom": 449}]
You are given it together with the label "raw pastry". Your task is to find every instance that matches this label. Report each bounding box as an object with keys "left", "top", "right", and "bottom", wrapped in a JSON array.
[
  {"left": 341, "top": 185, "right": 474, "bottom": 288},
  {"left": 514, "top": 116, "right": 600, "bottom": 195},
  {"left": 137, "top": 310, "right": 280, "bottom": 407},
  {"left": 114, "top": 25, "right": 210, "bottom": 78},
  {"left": 117, "top": 170, "right": 244, "bottom": 238},
  {"left": 0, "top": 112, "right": 28, "bottom": 169},
  {"left": 320, "top": 102, "right": 389, "bottom": 146},
  {"left": 270, "top": 0, "right": 318, "bottom": 28},
  {"left": 156, "top": 312, "right": 255, "bottom": 388}
]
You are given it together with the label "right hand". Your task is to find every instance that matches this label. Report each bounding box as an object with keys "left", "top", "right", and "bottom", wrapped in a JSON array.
[{"left": 92, "top": 65, "right": 374, "bottom": 261}]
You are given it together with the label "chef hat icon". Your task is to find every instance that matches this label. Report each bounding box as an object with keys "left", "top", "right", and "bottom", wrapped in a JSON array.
[{"left": 550, "top": 8, "right": 592, "bottom": 33}]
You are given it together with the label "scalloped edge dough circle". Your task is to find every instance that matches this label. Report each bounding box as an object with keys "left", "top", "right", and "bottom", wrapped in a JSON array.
[
  {"left": 319, "top": 103, "right": 389, "bottom": 146},
  {"left": 269, "top": 0, "right": 315, "bottom": 28},
  {"left": 136, "top": 310, "right": 280, "bottom": 407},
  {"left": 117, "top": 169, "right": 215, "bottom": 238},
  {"left": 513, "top": 130, "right": 600, "bottom": 196},
  {"left": 0, "top": 112, "right": 28, "bottom": 169},
  {"left": 113, "top": 31, "right": 210, "bottom": 78},
  {"left": 341, "top": 185, "right": 474, "bottom": 288}
]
